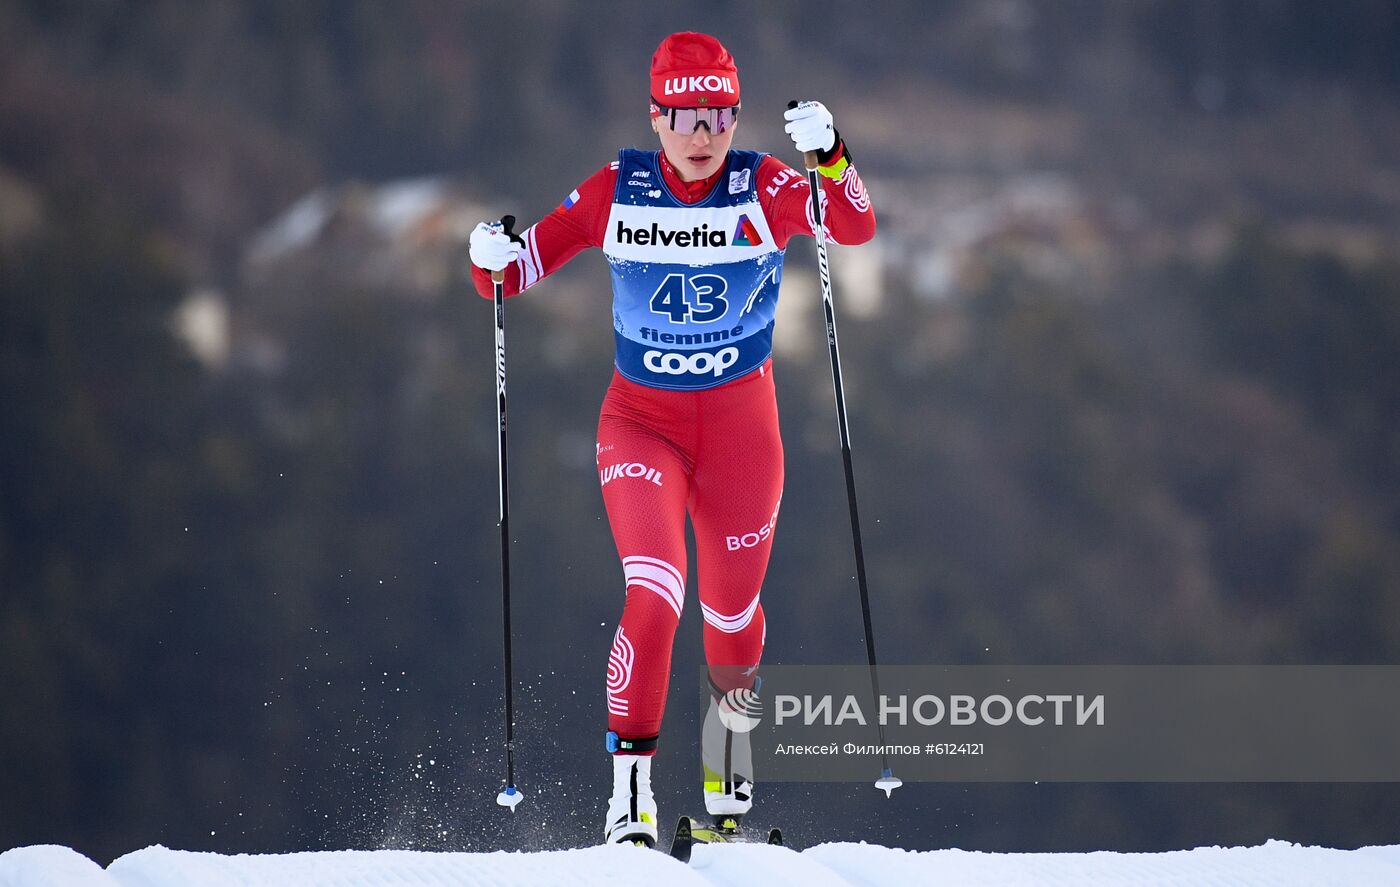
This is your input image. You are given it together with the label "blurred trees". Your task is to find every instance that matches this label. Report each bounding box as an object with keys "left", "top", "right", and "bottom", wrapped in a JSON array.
[{"left": 0, "top": 200, "right": 241, "bottom": 851}]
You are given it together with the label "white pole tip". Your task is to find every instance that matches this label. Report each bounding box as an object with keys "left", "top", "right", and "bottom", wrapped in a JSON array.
[
  {"left": 875, "top": 771, "right": 902, "bottom": 798},
  {"left": 496, "top": 785, "right": 524, "bottom": 810}
]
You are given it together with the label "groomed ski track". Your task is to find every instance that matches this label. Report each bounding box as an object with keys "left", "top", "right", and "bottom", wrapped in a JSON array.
[{"left": 5, "top": 840, "right": 1400, "bottom": 886}]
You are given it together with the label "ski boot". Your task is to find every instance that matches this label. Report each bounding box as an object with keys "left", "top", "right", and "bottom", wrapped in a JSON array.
[
  {"left": 604, "top": 734, "right": 659, "bottom": 847},
  {"left": 702, "top": 673, "right": 759, "bottom": 830},
  {"left": 703, "top": 766, "right": 753, "bottom": 823}
]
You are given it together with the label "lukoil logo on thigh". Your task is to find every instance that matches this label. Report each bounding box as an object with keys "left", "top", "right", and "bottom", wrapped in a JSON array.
[{"left": 643, "top": 346, "right": 739, "bottom": 377}]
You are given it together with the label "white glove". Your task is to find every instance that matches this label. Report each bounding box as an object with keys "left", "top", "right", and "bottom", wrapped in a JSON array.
[
  {"left": 469, "top": 221, "right": 522, "bottom": 272},
  {"left": 784, "top": 101, "right": 836, "bottom": 154}
]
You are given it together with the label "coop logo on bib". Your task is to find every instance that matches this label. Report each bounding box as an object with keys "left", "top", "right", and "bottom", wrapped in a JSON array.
[{"left": 643, "top": 346, "right": 739, "bottom": 377}]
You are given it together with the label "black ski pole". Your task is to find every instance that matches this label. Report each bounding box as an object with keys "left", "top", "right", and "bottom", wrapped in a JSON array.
[
  {"left": 789, "top": 101, "right": 901, "bottom": 798},
  {"left": 491, "top": 215, "right": 527, "bottom": 811}
]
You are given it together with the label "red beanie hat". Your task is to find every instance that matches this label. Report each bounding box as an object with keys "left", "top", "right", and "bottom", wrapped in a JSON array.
[{"left": 650, "top": 32, "right": 740, "bottom": 108}]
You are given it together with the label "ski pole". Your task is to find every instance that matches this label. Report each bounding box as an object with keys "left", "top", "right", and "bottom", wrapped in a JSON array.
[
  {"left": 789, "top": 102, "right": 901, "bottom": 798},
  {"left": 491, "top": 215, "right": 527, "bottom": 811}
]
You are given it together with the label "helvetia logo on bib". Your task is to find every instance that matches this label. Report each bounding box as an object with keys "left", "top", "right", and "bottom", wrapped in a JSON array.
[
  {"left": 615, "top": 219, "right": 727, "bottom": 248},
  {"left": 731, "top": 214, "right": 763, "bottom": 247}
]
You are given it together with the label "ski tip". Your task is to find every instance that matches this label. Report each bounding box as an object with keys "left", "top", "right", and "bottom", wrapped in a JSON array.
[
  {"left": 669, "top": 816, "right": 694, "bottom": 863},
  {"left": 875, "top": 769, "right": 903, "bottom": 798},
  {"left": 496, "top": 784, "right": 525, "bottom": 810}
]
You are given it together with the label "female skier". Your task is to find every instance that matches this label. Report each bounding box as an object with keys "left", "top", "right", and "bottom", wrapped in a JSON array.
[{"left": 468, "top": 31, "right": 875, "bottom": 845}]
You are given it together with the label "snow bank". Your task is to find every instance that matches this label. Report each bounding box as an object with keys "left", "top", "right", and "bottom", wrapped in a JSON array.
[
  {"left": 0, "top": 845, "right": 109, "bottom": 887},
  {"left": 4, "top": 839, "right": 1400, "bottom": 886}
]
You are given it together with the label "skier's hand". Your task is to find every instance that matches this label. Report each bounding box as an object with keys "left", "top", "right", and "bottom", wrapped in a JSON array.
[
  {"left": 784, "top": 101, "right": 836, "bottom": 154},
  {"left": 469, "top": 221, "right": 522, "bottom": 272}
]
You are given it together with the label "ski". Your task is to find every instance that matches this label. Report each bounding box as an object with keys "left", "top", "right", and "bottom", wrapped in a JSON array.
[{"left": 668, "top": 815, "right": 784, "bottom": 864}]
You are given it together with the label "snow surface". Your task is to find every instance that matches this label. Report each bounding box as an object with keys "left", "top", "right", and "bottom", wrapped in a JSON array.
[{"left": 5, "top": 839, "right": 1400, "bottom": 887}]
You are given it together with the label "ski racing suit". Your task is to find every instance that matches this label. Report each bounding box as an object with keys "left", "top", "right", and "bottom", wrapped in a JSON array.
[{"left": 472, "top": 141, "right": 875, "bottom": 754}]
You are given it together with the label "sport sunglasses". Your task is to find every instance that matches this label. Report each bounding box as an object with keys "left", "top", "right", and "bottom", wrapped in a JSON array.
[{"left": 650, "top": 99, "right": 740, "bottom": 134}]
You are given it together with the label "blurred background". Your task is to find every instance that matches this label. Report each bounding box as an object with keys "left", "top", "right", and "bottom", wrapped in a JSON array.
[{"left": 3, "top": 0, "right": 1400, "bottom": 865}]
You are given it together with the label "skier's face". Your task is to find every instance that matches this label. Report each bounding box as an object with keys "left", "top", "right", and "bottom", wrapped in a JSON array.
[{"left": 653, "top": 112, "right": 737, "bottom": 182}]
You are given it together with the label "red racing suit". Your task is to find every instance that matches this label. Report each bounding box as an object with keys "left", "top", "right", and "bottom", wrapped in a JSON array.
[{"left": 473, "top": 142, "right": 875, "bottom": 753}]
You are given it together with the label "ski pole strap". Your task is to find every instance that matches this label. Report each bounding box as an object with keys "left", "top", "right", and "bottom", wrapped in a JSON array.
[
  {"left": 490, "top": 215, "right": 523, "bottom": 285},
  {"left": 605, "top": 731, "right": 659, "bottom": 754},
  {"left": 817, "top": 153, "right": 849, "bottom": 181}
]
